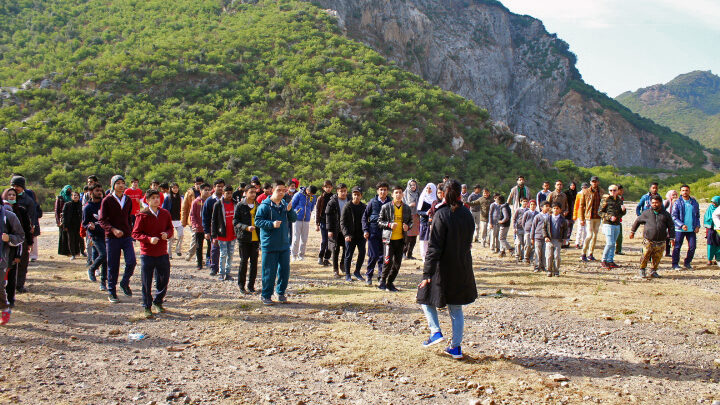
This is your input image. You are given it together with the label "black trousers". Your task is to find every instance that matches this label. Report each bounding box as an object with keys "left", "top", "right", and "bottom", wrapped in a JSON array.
[
  {"left": 403, "top": 235, "right": 417, "bottom": 257},
  {"left": 328, "top": 231, "right": 345, "bottom": 272},
  {"left": 345, "top": 238, "right": 366, "bottom": 275},
  {"left": 238, "top": 241, "right": 259, "bottom": 290},
  {"left": 15, "top": 243, "right": 30, "bottom": 290},
  {"left": 194, "top": 232, "right": 210, "bottom": 268},
  {"left": 318, "top": 223, "right": 331, "bottom": 261},
  {"left": 5, "top": 263, "right": 17, "bottom": 306},
  {"left": 140, "top": 254, "right": 170, "bottom": 309},
  {"left": 382, "top": 239, "right": 404, "bottom": 284}
]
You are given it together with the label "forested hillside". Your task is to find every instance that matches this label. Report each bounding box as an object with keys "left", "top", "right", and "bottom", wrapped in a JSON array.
[{"left": 0, "top": 0, "right": 546, "bottom": 206}]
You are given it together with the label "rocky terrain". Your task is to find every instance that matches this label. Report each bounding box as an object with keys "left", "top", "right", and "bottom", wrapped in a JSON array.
[
  {"left": 2, "top": 205, "right": 720, "bottom": 404},
  {"left": 313, "top": 0, "right": 704, "bottom": 169}
]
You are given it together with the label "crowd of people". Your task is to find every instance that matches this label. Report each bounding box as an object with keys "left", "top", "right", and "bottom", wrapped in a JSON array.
[{"left": 0, "top": 172, "right": 714, "bottom": 359}]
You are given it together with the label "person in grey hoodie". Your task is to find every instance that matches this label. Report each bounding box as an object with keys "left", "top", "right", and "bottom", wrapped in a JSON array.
[
  {"left": 487, "top": 193, "right": 501, "bottom": 253},
  {"left": 530, "top": 201, "right": 551, "bottom": 272},
  {"left": 513, "top": 198, "right": 529, "bottom": 262},
  {"left": 496, "top": 195, "right": 512, "bottom": 257},
  {"left": 521, "top": 200, "right": 539, "bottom": 264}
]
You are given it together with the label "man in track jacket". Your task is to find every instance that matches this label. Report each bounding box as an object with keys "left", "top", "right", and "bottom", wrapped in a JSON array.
[
  {"left": 377, "top": 185, "right": 413, "bottom": 292},
  {"left": 630, "top": 195, "right": 675, "bottom": 278}
]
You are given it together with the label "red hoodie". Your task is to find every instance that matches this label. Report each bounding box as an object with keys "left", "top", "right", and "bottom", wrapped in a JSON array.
[{"left": 132, "top": 207, "right": 174, "bottom": 257}]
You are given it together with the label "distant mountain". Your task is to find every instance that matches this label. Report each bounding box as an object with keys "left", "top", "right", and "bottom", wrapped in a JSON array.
[{"left": 617, "top": 71, "right": 720, "bottom": 149}]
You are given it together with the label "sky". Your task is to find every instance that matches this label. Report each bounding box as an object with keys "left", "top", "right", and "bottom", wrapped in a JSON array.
[{"left": 501, "top": 0, "right": 720, "bottom": 97}]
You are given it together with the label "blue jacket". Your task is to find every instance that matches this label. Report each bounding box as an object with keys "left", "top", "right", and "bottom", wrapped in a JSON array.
[
  {"left": 202, "top": 194, "right": 221, "bottom": 234},
  {"left": 671, "top": 196, "right": 700, "bottom": 231},
  {"left": 290, "top": 188, "right": 317, "bottom": 222},
  {"left": 636, "top": 192, "right": 658, "bottom": 216},
  {"left": 255, "top": 197, "right": 298, "bottom": 251},
  {"left": 82, "top": 200, "right": 104, "bottom": 238},
  {"left": 362, "top": 195, "right": 391, "bottom": 234}
]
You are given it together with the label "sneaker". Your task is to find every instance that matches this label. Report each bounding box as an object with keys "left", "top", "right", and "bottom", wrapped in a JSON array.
[
  {"left": 580, "top": 255, "right": 588, "bottom": 263},
  {"left": 277, "top": 294, "right": 287, "bottom": 303},
  {"left": 99, "top": 282, "right": 107, "bottom": 291},
  {"left": 353, "top": 271, "right": 366, "bottom": 282},
  {"left": 600, "top": 261, "right": 610, "bottom": 269},
  {"left": 16, "top": 286, "right": 27, "bottom": 294},
  {"left": 684, "top": 264, "right": 693, "bottom": 270},
  {"left": 323, "top": 260, "right": 331, "bottom": 267},
  {"left": 344, "top": 275, "right": 353, "bottom": 282},
  {"left": 639, "top": 268, "right": 647, "bottom": 278},
  {"left": 261, "top": 297, "right": 274, "bottom": 305},
  {"left": 406, "top": 255, "right": 416, "bottom": 260},
  {"left": 218, "top": 275, "right": 225, "bottom": 281},
  {"left": 650, "top": 271, "right": 661, "bottom": 278},
  {"left": 318, "top": 258, "right": 324, "bottom": 265},
  {"left": 422, "top": 332, "right": 445, "bottom": 347},
  {"left": 615, "top": 251, "right": 624, "bottom": 255},
  {"left": 120, "top": 283, "right": 132, "bottom": 297},
  {"left": 209, "top": 270, "right": 218, "bottom": 276},
  {"left": 87, "top": 268, "right": 97, "bottom": 282},
  {"left": 239, "top": 286, "right": 247, "bottom": 294},
  {"left": 671, "top": 266, "right": 682, "bottom": 271},
  {"left": 444, "top": 346, "right": 463, "bottom": 359},
  {"left": 108, "top": 293, "right": 119, "bottom": 303},
  {"left": 144, "top": 308, "right": 154, "bottom": 319},
  {"left": 196, "top": 266, "right": 203, "bottom": 271},
  {"left": 365, "top": 279, "right": 373, "bottom": 287},
  {"left": 588, "top": 255, "right": 597, "bottom": 261},
  {"left": 224, "top": 274, "right": 234, "bottom": 281},
  {"left": 248, "top": 287, "right": 256, "bottom": 293},
  {"left": 152, "top": 303, "right": 166, "bottom": 313},
  {"left": 387, "top": 283, "right": 399, "bottom": 292},
  {"left": 608, "top": 262, "right": 620, "bottom": 269},
  {"left": 30, "top": 258, "right": 37, "bottom": 262},
  {"left": 70, "top": 255, "right": 76, "bottom": 260},
  {"left": 0, "top": 310, "right": 10, "bottom": 325},
  {"left": 377, "top": 282, "right": 387, "bottom": 291}
]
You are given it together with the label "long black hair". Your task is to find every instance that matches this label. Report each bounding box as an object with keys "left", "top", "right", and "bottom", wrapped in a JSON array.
[{"left": 443, "top": 179, "right": 463, "bottom": 212}]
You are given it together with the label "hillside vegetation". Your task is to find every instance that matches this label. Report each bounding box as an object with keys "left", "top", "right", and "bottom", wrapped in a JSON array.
[
  {"left": 616, "top": 71, "right": 720, "bottom": 149},
  {"left": 0, "top": 0, "right": 549, "bottom": 206}
]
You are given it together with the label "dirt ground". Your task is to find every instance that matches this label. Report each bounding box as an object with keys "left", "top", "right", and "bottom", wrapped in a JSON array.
[{"left": 2, "top": 203, "right": 720, "bottom": 404}]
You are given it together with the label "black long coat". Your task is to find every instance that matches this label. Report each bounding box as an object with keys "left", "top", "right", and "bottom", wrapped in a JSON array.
[{"left": 418, "top": 203, "right": 477, "bottom": 308}]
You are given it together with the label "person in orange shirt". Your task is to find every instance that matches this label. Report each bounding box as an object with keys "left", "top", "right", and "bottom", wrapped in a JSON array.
[{"left": 124, "top": 178, "right": 144, "bottom": 227}]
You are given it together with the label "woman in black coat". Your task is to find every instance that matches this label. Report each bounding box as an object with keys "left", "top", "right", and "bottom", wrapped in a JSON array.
[
  {"left": 61, "top": 191, "right": 83, "bottom": 259},
  {"left": 2, "top": 188, "right": 33, "bottom": 307},
  {"left": 417, "top": 180, "right": 476, "bottom": 360}
]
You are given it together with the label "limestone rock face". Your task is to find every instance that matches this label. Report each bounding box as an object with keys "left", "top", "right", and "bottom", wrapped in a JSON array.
[{"left": 313, "top": 0, "right": 691, "bottom": 168}]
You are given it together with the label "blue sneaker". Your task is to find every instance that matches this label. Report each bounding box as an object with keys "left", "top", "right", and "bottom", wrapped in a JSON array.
[
  {"left": 444, "top": 346, "right": 463, "bottom": 359},
  {"left": 422, "top": 332, "right": 444, "bottom": 347}
]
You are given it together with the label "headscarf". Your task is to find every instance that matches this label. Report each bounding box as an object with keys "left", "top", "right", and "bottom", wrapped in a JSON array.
[
  {"left": 704, "top": 196, "right": 720, "bottom": 227},
  {"left": 2, "top": 187, "right": 15, "bottom": 210},
  {"left": 403, "top": 179, "right": 420, "bottom": 214},
  {"left": 665, "top": 190, "right": 676, "bottom": 210},
  {"left": 418, "top": 183, "right": 437, "bottom": 214},
  {"left": 60, "top": 185, "right": 73, "bottom": 202}
]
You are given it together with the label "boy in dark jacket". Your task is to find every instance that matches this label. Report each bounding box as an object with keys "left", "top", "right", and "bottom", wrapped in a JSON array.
[
  {"left": 513, "top": 198, "right": 529, "bottom": 262},
  {"left": 496, "top": 196, "right": 512, "bottom": 257},
  {"left": 233, "top": 185, "right": 260, "bottom": 293},
  {"left": 341, "top": 186, "right": 367, "bottom": 282},
  {"left": 83, "top": 184, "right": 107, "bottom": 288},
  {"left": 530, "top": 202, "right": 550, "bottom": 272},
  {"left": 325, "top": 184, "right": 348, "bottom": 278},
  {"left": 99, "top": 175, "right": 137, "bottom": 303},
  {"left": 521, "top": 199, "right": 538, "bottom": 264},
  {"left": 315, "top": 180, "right": 334, "bottom": 266},
  {"left": 362, "top": 182, "right": 391, "bottom": 285},
  {"left": 211, "top": 186, "right": 236, "bottom": 281},
  {"left": 543, "top": 202, "right": 568, "bottom": 277},
  {"left": 630, "top": 195, "right": 675, "bottom": 278},
  {"left": 377, "top": 185, "right": 413, "bottom": 291},
  {"left": 202, "top": 179, "right": 225, "bottom": 275},
  {"left": 132, "top": 189, "right": 174, "bottom": 318}
]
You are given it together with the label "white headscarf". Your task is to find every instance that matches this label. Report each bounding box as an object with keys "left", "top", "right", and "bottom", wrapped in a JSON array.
[{"left": 418, "top": 183, "right": 437, "bottom": 213}]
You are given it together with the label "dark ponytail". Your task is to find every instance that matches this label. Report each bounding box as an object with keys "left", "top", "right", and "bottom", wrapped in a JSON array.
[{"left": 443, "top": 180, "right": 462, "bottom": 212}]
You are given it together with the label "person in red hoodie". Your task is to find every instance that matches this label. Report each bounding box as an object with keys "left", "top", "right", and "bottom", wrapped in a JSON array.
[
  {"left": 124, "top": 178, "right": 143, "bottom": 224},
  {"left": 132, "top": 189, "right": 174, "bottom": 319}
]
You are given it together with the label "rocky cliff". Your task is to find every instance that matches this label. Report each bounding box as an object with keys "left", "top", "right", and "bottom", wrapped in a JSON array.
[{"left": 311, "top": 0, "right": 701, "bottom": 169}]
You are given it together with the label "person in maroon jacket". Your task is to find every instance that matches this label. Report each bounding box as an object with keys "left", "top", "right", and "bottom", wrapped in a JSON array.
[
  {"left": 98, "top": 175, "right": 137, "bottom": 303},
  {"left": 132, "top": 189, "right": 174, "bottom": 318}
]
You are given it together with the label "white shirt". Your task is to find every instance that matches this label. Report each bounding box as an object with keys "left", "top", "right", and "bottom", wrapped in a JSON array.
[{"left": 113, "top": 193, "right": 127, "bottom": 209}]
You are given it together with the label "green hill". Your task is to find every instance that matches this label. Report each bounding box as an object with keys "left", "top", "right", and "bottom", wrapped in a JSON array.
[
  {"left": 0, "top": 0, "right": 548, "bottom": 208},
  {"left": 616, "top": 71, "right": 720, "bottom": 149}
]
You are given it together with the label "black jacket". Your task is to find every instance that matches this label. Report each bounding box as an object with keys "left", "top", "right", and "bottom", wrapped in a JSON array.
[
  {"left": 378, "top": 201, "right": 413, "bottom": 242},
  {"left": 631, "top": 209, "right": 675, "bottom": 242},
  {"left": 61, "top": 201, "right": 83, "bottom": 231},
  {"left": 418, "top": 203, "right": 477, "bottom": 308},
  {"left": 325, "top": 194, "right": 347, "bottom": 235},
  {"left": 341, "top": 201, "right": 366, "bottom": 241},
  {"left": 6, "top": 203, "right": 32, "bottom": 262},
  {"left": 210, "top": 199, "right": 234, "bottom": 239},
  {"left": 233, "top": 199, "right": 259, "bottom": 244},
  {"left": 316, "top": 191, "right": 333, "bottom": 226}
]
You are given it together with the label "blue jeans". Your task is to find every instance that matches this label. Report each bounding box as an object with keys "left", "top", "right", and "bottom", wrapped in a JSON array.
[
  {"left": 89, "top": 235, "right": 108, "bottom": 281},
  {"left": 602, "top": 224, "right": 621, "bottom": 263},
  {"left": 261, "top": 249, "right": 291, "bottom": 300},
  {"left": 421, "top": 304, "right": 464, "bottom": 348},
  {"left": 218, "top": 240, "right": 235, "bottom": 275},
  {"left": 366, "top": 228, "right": 383, "bottom": 279},
  {"left": 318, "top": 223, "right": 330, "bottom": 261},
  {"left": 106, "top": 237, "right": 136, "bottom": 294},
  {"left": 672, "top": 231, "right": 697, "bottom": 267}
]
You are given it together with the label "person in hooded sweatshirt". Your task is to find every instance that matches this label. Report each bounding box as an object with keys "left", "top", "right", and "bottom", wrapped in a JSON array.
[
  {"left": 2, "top": 188, "right": 31, "bottom": 311},
  {"left": 61, "top": 191, "right": 83, "bottom": 259},
  {"left": 83, "top": 184, "right": 107, "bottom": 289},
  {"left": 495, "top": 195, "right": 512, "bottom": 257},
  {"left": 255, "top": 180, "right": 297, "bottom": 305},
  {"left": 325, "top": 183, "right": 348, "bottom": 278},
  {"left": 0, "top": 202, "right": 25, "bottom": 325},
  {"left": 530, "top": 201, "right": 551, "bottom": 272},
  {"left": 521, "top": 199, "right": 539, "bottom": 265},
  {"left": 290, "top": 185, "right": 318, "bottom": 261},
  {"left": 132, "top": 189, "right": 174, "bottom": 319},
  {"left": 315, "top": 180, "right": 334, "bottom": 266},
  {"left": 234, "top": 185, "right": 261, "bottom": 293},
  {"left": 403, "top": 179, "right": 421, "bottom": 260},
  {"left": 341, "top": 186, "right": 367, "bottom": 282},
  {"left": 10, "top": 175, "right": 38, "bottom": 293},
  {"left": 362, "top": 182, "right": 391, "bottom": 284}
]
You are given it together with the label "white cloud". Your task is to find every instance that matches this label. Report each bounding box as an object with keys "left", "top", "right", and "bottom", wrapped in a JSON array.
[
  {"left": 651, "top": 0, "right": 720, "bottom": 31},
  {"left": 501, "top": 0, "right": 617, "bottom": 29}
]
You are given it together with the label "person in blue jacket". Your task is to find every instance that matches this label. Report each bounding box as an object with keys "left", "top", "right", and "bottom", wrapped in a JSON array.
[
  {"left": 670, "top": 184, "right": 700, "bottom": 270},
  {"left": 255, "top": 180, "right": 297, "bottom": 305},
  {"left": 202, "top": 179, "right": 225, "bottom": 276},
  {"left": 636, "top": 182, "right": 660, "bottom": 216},
  {"left": 362, "top": 182, "right": 390, "bottom": 286},
  {"left": 290, "top": 185, "right": 318, "bottom": 261}
]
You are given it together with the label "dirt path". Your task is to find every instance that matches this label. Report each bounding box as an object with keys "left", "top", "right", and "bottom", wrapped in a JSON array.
[{"left": 2, "top": 204, "right": 720, "bottom": 404}]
